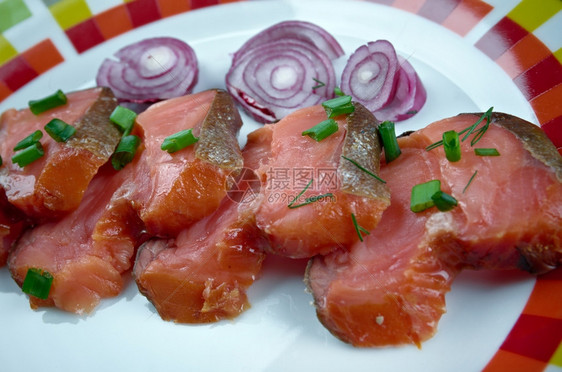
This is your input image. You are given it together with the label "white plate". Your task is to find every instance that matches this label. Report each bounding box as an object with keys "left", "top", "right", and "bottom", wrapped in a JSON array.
[{"left": 0, "top": 1, "right": 550, "bottom": 371}]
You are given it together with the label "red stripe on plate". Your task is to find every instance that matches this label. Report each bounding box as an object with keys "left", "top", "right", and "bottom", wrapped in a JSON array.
[
  {"left": 417, "top": 0, "right": 462, "bottom": 24},
  {"left": 65, "top": 18, "right": 106, "bottom": 54},
  {"left": 513, "top": 55, "right": 562, "bottom": 101},
  {"left": 541, "top": 117, "right": 562, "bottom": 149},
  {"left": 190, "top": 0, "right": 220, "bottom": 10},
  {"left": 496, "top": 33, "right": 552, "bottom": 79},
  {"left": 0, "top": 55, "right": 38, "bottom": 91},
  {"left": 475, "top": 17, "right": 528, "bottom": 61},
  {"left": 530, "top": 83, "right": 562, "bottom": 125},
  {"left": 126, "top": 0, "right": 162, "bottom": 28},
  {"left": 500, "top": 314, "right": 562, "bottom": 363},
  {"left": 157, "top": 0, "right": 191, "bottom": 18},
  {"left": 483, "top": 350, "right": 547, "bottom": 372},
  {"left": 0, "top": 81, "right": 12, "bottom": 102}
]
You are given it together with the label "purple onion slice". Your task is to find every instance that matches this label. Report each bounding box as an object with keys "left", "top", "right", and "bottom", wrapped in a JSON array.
[
  {"left": 96, "top": 37, "right": 198, "bottom": 103},
  {"left": 226, "top": 39, "right": 337, "bottom": 123},
  {"left": 374, "top": 57, "right": 427, "bottom": 122},
  {"left": 233, "top": 20, "right": 344, "bottom": 63},
  {"left": 340, "top": 40, "right": 400, "bottom": 113}
]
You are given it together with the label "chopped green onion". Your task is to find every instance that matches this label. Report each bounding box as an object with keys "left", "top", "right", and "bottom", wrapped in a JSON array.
[
  {"left": 334, "top": 87, "right": 344, "bottom": 96},
  {"left": 111, "top": 135, "right": 140, "bottom": 170},
  {"left": 322, "top": 95, "right": 355, "bottom": 118},
  {"left": 288, "top": 178, "right": 313, "bottom": 208},
  {"left": 110, "top": 106, "right": 137, "bottom": 136},
  {"left": 351, "top": 213, "right": 370, "bottom": 242},
  {"left": 161, "top": 129, "right": 199, "bottom": 153},
  {"left": 44, "top": 118, "right": 76, "bottom": 142},
  {"left": 341, "top": 155, "right": 386, "bottom": 183},
  {"left": 431, "top": 190, "right": 458, "bottom": 211},
  {"left": 302, "top": 119, "right": 339, "bottom": 142},
  {"left": 12, "top": 142, "right": 44, "bottom": 167},
  {"left": 461, "top": 107, "right": 493, "bottom": 146},
  {"left": 22, "top": 268, "right": 53, "bottom": 299},
  {"left": 28, "top": 89, "right": 67, "bottom": 115},
  {"left": 474, "top": 148, "right": 500, "bottom": 156},
  {"left": 463, "top": 170, "right": 478, "bottom": 193},
  {"left": 288, "top": 193, "right": 334, "bottom": 209},
  {"left": 443, "top": 130, "right": 461, "bottom": 162},
  {"left": 312, "top": 78, "right": 325, "bottom": 90},
  {"left": 0, "top": 155, "right": 2, "bottom": 167},
  {"left": 13, "top": 130, "right": 43, "bottom": 151},
  {"left": 410, "top": 179, "right": 441, "bottom": 212},
  {"left": 378, "top": 121, "right": 401, "bottom": 163}
]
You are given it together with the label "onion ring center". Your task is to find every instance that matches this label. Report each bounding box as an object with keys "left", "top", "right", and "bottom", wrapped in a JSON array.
[
  {"left": 271, "top": 65, "right": 298, "bottom": 90},
  {"left": 140, "top": 46, "right": 175, "bottom": 77}
]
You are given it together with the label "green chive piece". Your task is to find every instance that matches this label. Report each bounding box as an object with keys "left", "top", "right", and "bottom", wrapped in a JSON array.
[
  {"left": 461, "top": 107, "right": 493, "bottom": 146},
  {"left": 410, "top": 179, "right": 441, "bottom": 212},
  {"left": 44, "top": 118, "right": 76, "bottom": 142},
  {"left": 161, "top": 129, "right": 199, "bottom": 153},
  {"left": 111, "top": 135, "right": 140, "bottom": 170},
  {"left": 334, "top": 87, "right": 344, "bottom": 96},
  {"left": 443, "top": 130, "right": 461, "bottom": 162},
  {"left": 22, "top": 268, "right": 53, "bottom": 300},
  {"left": 312, "top": 78, "right": 325, "bottom": 90},
  {"left": 463, "top": 170, "right": 478, "bottom": 193},
  {"left": 28, "top": 89, "right": 67, "bottom": 115},
  {"left": 474, "top": 148, "right": 500, "bottom": 156},
  {"left": 341, "top": 155, "right": 386, "bottom": 183},
  {"left": 13, "top": 130, "right": 43, "bottom": 151},
  {"left": 110, "top": 106, "right": 137, "bottom": 136},
  {"left": 431, "top": 190, "right": 458, "bottom": 211},
  {"left": 12, "top": 142, "right": 44, "bottom": 167},
  {"left": 288, "top": 193, "right": 334, "bottom": 209},
  {"left": 351, "top": 213, "right": 369, "bottom": 242},
  {"left": 288, "top": 178, "right": 313, "bottom": 208},
  {"left": 378, "top": 121, "right": 401, "bottom": 163},
  {"left": 322, "top": 95, "right": 355, "bottom": 118},
  {"left": 302, "top": 119, "right": 339, "bottom": 142},
  {"left": 0, "top": 155, "right": 2, "bottom": 167}
]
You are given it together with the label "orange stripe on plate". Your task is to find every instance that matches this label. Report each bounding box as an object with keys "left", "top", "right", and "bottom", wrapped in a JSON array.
[
  {"left": 441, "top": 0, "right": 493, "bottom": 36},
  {"left": 522, "top": 277, "right": 562, "bottom": 320},
  {"left": 20, "top": 39, "right": 64, "bottom": 75},
  {"left": 530, "top": 83, "right": 562, "bottom": 125},
  {"left": 0, "top": 80, "right": 12, "bottom": 103},
  {"left": 483, "top": 350, "right": 546, "bottom": 372},
  {"left": 94, "top": 5, "right": 133, "bottom": 41},
  {"left": 495, "top": 33, "right": 552, "bottom": 79},
  {"left": 393, "top": 0, "right": 426, "bottom": 13},
  {"left": 157, "top": 0, "right": 190, "bottom": 17}
]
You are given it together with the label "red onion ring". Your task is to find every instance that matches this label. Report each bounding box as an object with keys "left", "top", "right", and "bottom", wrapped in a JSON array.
[
  {"left": 226, "top": 39, "right": 337, "bottom": 123},
  {"left": 233, "top": 21, "right": 344, "bottom": 63},
  {"left": 340, "top": 40, "right": 399, "bottom": 113},
  {"left": 96, "top": 37, "right": 198, "bottom": 103},
  {"left": 374, "top": 56, "right": 427, "bottom": 121}
]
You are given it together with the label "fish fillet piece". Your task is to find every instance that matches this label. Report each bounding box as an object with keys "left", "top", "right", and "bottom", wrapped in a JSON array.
[
  {"left": 131, "top": 89, "right": 243, "bottom": 237},
  {"left": 306, "top": 112, "right": 562, "bottom": 347},
  {"left": 8, "top": 162, "right": 145, "bottom": 314},
  {"left": 133, "top": 128, "right": 270, "bottom": 323},
  {"left": 254, "top": 103, "right": 390, "bottom": 258},
  {"left": 0, "top": 189, "right": 27, "bottom": 267},
  {"left": 0, "top": 87, "right": 120, "bottom": 220}
]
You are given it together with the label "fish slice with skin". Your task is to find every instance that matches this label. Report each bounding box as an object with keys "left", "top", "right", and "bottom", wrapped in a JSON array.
[{"left": 306, "top": 112, "right": 562, "bottom": 347}]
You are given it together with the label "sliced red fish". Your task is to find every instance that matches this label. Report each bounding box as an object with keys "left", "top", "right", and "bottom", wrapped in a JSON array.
[
  {"left": 9, "top": 161, "right": 145, "bottom": 314},
  {"left": 254, "top": 103, "right": 390, "bottom": 258},
  {"left": 133, "top": 127, "right": 270, "bottom": 323},
  {"left": 131, "top": 89, "right": 243, "bottom": 237},
  {"left": 0, "top": 189, "right": 27, "bottom": 267},
  {"left": 306, "top": 112, "right": 562, "bottom": 347},
  {"left": 0, "top": 87, "right": 120, "bottom": 220}
]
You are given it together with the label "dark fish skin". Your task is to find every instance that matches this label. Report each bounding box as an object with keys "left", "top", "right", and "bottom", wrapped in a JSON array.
[
  {"left": 339, "top": 102, "right": 390, "bottom": 201},
  {"left": 65, "top": 87, "right": 121, "bottom": 159},
  {"left": 196, "top": 89, "right": 244, "bottom": 171}
]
